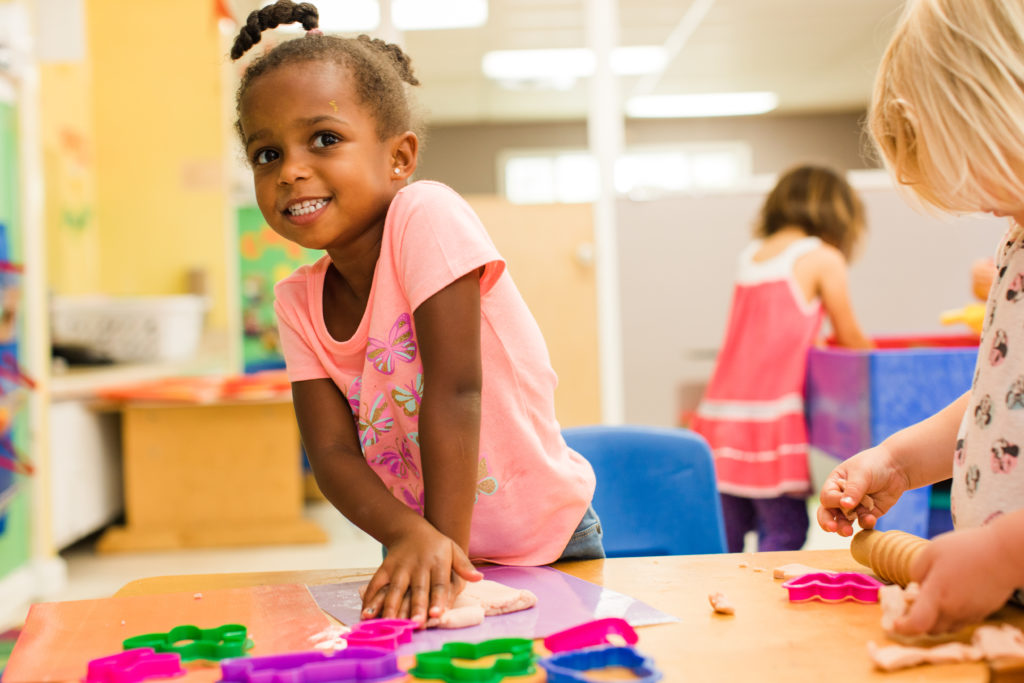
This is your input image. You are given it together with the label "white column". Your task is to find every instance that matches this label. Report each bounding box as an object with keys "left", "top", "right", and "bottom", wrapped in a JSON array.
[{"left": 586, "top": 0, "right": 625, "bottom": 425}]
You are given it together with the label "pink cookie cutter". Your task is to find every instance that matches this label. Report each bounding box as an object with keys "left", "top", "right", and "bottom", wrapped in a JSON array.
[
  {"left": 543, "top": 618, "right": 639, "bottom": 653},
  {"left": 781, "top": 572, "right": 884, "bottom": 603},
  {"left": 342, "top": 619, "right": 418, "bottom": 650},
  {"left": 84, "top": 648, "right": 185, "bottom": 683}
]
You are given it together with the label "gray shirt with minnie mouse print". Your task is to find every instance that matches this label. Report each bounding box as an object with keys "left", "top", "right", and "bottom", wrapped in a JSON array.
[{"left": 952, "top": 223, "right": 1024, "bottom": 531}]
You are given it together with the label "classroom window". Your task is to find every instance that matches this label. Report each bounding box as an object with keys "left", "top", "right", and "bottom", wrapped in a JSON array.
[{"left": 499, "top": 143, "right": 752, "bottom": 204}]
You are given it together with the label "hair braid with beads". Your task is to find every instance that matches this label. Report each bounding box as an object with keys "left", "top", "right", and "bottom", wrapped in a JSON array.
[{"left": 231, "top": 0, "right": 422, "bottom": 144}]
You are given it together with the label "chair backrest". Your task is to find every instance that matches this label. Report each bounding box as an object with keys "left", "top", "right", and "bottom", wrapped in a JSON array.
[{"left": 562, "top": 425, "right": 727, "bottom": 557}]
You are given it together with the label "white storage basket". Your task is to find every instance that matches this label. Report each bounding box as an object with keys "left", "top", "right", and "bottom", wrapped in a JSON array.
[{"left": 51, "top": 295, "right": 208, "bottom": 363}]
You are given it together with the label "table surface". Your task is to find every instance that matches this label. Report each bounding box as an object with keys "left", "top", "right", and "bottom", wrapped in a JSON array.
[{"left": 114, "top": 548, "right": 1024, "bottom": 682}]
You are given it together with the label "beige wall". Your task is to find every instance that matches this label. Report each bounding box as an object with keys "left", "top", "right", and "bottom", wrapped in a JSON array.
[{"left": 417, "top": 110, "right": 872, "bottom": 195}]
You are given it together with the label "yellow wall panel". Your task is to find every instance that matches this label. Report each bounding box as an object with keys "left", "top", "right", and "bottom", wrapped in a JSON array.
[{"left": 88, "top": 0, "right": 228, "bottom": 327}]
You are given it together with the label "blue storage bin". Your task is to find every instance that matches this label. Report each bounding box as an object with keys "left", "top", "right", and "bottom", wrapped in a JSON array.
[{"left": 805, "top": 335, "right": 978, "bottom": 537}]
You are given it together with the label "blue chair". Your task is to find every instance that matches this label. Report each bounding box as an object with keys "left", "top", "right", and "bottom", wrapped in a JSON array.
[{"left": 562, "top": 425, "right": 727, "bottom": 557}]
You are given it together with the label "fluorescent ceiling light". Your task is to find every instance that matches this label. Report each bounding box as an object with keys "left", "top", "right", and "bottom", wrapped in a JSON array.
[
  {"left": 482, "top": 46, "right": 666, "bottom": 82},
  {"left": 319, "top": 0, "right": 379, "bottom": 32},
  {"left": 393, "top": 0, "right": 487, "bottom": 30},
  {"left": 261, "top": 0, "right": 486, "bottom": 32},
  {"left": 626, "top": 92, "right": 779, "bottom": 118}
]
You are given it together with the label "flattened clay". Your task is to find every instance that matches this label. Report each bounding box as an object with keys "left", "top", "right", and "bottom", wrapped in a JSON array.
[
  {"left": 708, "top": 591, "right": 735, "bottom": 615},
  {"left": 430, "top": 579, "right": 538, "bottom": 629},
  {"left": 867, "top": 625, "right": 1024, "bottom": 671},
  {"left": 972, "top": 624, "right": 1024, "bottom": 660},
  {"left": 772, "top": 563, "right": 830, "bottom": 580},
  {"left": 360, "top": 578, "right": 537, "bottom": 630},
  {"left": 868, "top": 640, "right": 981, "bottom": 671}
]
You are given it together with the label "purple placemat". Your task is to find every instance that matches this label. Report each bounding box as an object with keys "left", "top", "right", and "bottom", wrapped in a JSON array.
[{"left": 306, "top": 565, "right": 678, "bottom": 654}]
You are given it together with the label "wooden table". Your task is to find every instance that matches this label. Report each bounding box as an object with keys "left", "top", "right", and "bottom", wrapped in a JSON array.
[{"left": 115, "top": 549, "right": 1024, "bottom": 682}]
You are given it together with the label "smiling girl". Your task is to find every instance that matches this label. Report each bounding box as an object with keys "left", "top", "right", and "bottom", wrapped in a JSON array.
[{"left": 230, "top": 0, "right": 601, "bottom": 627}]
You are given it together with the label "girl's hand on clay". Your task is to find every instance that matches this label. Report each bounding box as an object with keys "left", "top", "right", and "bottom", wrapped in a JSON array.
[
  {"left": 816, "top": 446, "right": 910, "bottom": 536},
  {"left": 360, "top": 525, "right": 482, "bottom": 626},
  {"left": 895, "top": 525, "right": 1016, "bottom": 636}
]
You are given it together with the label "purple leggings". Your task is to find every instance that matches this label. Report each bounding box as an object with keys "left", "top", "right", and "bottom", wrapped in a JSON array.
[{"left": 720, "top": 492, "right": 809, "bottom": 553}]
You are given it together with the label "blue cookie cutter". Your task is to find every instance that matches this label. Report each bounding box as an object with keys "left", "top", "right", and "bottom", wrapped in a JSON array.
[
  {"left": 409, "top": 638, "right": 535, "bottom": 683},
  {"left": 122, "top": 623, "right": 253, "bottom": 662},
  {"left": 84, "top": 648, "right": 185, "bottom": 683},
  {"left": 219, "top": 647, "right": 403, "bottom": 683},
  {"left": 539, "top": 645, "right": 662, "bottom": 683}
]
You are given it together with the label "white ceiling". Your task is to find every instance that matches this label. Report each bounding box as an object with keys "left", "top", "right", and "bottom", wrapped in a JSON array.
[{"left": 237, "top": 0, "right": 905, "bottom": 125}]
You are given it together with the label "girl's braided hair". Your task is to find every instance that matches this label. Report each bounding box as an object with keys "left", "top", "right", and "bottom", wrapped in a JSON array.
[{"left": 231, "top": 0, "right": 421, "bottom": 143}]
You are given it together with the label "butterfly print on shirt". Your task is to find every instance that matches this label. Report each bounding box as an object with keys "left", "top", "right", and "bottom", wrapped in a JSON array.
[{"left": 367, "top": 313, "right": 417, "bottom": 375}]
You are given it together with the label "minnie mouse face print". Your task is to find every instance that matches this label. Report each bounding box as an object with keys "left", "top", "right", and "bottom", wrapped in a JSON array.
[
  {"left": 991, "top": 438, "right": 1019, "bottom": 474},
  {"left": 991, "top": 329, "right": 1009, "bottom": 365}
]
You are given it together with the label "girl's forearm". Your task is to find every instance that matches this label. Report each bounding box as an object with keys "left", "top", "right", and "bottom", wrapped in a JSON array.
[
  {"left": 417, "top": 389, "right": 481, "bottom": 552},
  {"left": 311, "top": 449, "right": 432, "bottom": 547},
  {"left": 882, "top": 391, "right": 969, "bottom": 489}
]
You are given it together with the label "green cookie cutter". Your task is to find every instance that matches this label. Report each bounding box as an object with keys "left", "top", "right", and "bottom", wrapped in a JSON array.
[
  {"left": 122, "top": 623, "right": 254, "bottom": 662},
  {"left": 409, "top": 637, "right": 536, "bottom": 683}
]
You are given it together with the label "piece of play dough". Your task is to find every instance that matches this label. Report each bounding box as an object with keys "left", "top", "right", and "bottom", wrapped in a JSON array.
[
  {"left": 868, "top": 640, "right": 981, "bottom": 671},
  {"left": 879, "top": 581, "right": 920, "bottom": 633},
  {"left": 708, "top": 591, "right": 735, "bottom": 615},
  {"left": 430, "top": 579, "right": 538, "bottom": 629},
  {"left": 772, "top": 563, "right": 830, "bottom": 580},
  {"left": 868, "top": 624, "right": 1024, "bottom": 671}
]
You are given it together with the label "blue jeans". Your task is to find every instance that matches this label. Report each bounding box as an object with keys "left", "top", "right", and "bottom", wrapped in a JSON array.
[{"left": 555, "top": 503, "right": 606, "bottom": 562}]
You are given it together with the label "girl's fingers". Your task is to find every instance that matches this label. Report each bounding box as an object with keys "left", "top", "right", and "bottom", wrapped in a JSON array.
[
  {"left": 361, "top": 569, "right": 392, "bottom": 618},
  {"left": 407, "top": 572, "right": 431, "bottom": 625},
  {"left": 428, "top": 563, "right": 453, "bottom": 619},
  {"left": 381, "top": 573, "right": 412, "bottom": 619},
  {"left": 361, "top": 583, "right": 388, "bottom": 619}
]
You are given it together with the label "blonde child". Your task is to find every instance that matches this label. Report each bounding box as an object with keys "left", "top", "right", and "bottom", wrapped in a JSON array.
[
  {"left": 229, "top": 0, "right": 600, "bottom": 626},
  {"left": 690, "top": 165, "right": 873, "bottom": 553},
  {"left": 818, "top": 0, "right": 1024, "bottom": 636}
]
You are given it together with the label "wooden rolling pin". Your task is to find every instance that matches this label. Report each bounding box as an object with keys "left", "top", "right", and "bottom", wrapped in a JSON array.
[{"left": 850, "top": 528, "right": 930, "bottom": 586}]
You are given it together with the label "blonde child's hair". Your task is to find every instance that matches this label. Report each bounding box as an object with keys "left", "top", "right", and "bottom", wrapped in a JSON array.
[
  {"left": 755, "top": 165, "right": 866, "bottom": 260},
  {"left": 869, "top": 0, "right": 1024, "bottom": 215}
]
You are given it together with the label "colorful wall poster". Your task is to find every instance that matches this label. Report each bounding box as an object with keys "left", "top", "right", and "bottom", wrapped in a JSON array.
[{"left": 237, "top": 206, "right": 319, "bottom": 372}]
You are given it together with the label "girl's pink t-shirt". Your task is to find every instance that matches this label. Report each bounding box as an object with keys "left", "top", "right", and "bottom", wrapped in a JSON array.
[{"left": 274, "top": 180, "right": 595, "bottom": 565}]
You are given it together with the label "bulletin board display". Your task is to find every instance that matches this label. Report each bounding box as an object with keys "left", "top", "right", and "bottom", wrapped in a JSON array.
[
  {"left": 236, "top": 206, "right": 319, "bottom": 373},
  {"left": 0, "top": 98, "right": 31, "bottom": 581}
]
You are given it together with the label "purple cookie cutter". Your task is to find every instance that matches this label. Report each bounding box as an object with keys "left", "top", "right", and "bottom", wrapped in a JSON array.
[
  {"left": 219, "top": 647, "right": 403, "bottom": 683},
  {"left": 342, "top": 619, "right": 418, "bottom": 650},
  {"left": 84, "top": 648, "right": 185, "bottom": 683},
  {"left": 781, "top": 572, "right": 884, "bottom": 603},
  {"left": 543, "top": 618, "right": 639, "bottom": 653},
  {"left": 539, "top": 645, "right": 662, "bottom": 683}
]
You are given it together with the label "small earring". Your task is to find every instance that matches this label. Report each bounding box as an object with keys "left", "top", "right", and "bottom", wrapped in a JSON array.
[{"left": 393, "top": 168, "right": 401, "bottom": 174}]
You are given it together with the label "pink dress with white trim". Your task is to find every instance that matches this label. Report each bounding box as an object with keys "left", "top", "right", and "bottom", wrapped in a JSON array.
[{"left": 690, "top": 236, "right": 824, "bottom": 498}]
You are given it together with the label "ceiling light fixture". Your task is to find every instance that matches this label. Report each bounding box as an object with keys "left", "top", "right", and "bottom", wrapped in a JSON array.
[
  {"left": 626, "top": 92, "right": 779, "bottom": 118},
  {"left": 482, "top": 46, "right": 666, "bottom": 83},
  {"left": 262, "top": 0, "right": 487, "bottom": 33},
  {"left": 393, "top": 0, "right": 487, "bottom": 30}
]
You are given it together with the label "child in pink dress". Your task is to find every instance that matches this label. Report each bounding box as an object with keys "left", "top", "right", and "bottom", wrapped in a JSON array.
[{"left": 691, "top": 165, "right": 874, "bottom": 552}]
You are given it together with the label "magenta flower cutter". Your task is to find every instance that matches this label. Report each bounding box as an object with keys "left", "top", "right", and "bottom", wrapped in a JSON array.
[
  {"left": 84, "top": 648, "right": 185, "bottom": 683},
  {"left": 539, "top": 645, "right": 662, "bottom": 683},
  {"left": 342, "top": 619, "right": 418, "bottom": 650},
  {"left": 219, "top": 647, "right": 403, "bottom": 683},
  {"left": 781, "top": 572, "right": 884, "bottom": 603},
  {"left": 543, "top": 617, "right": 639, "bottom": 653}
]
